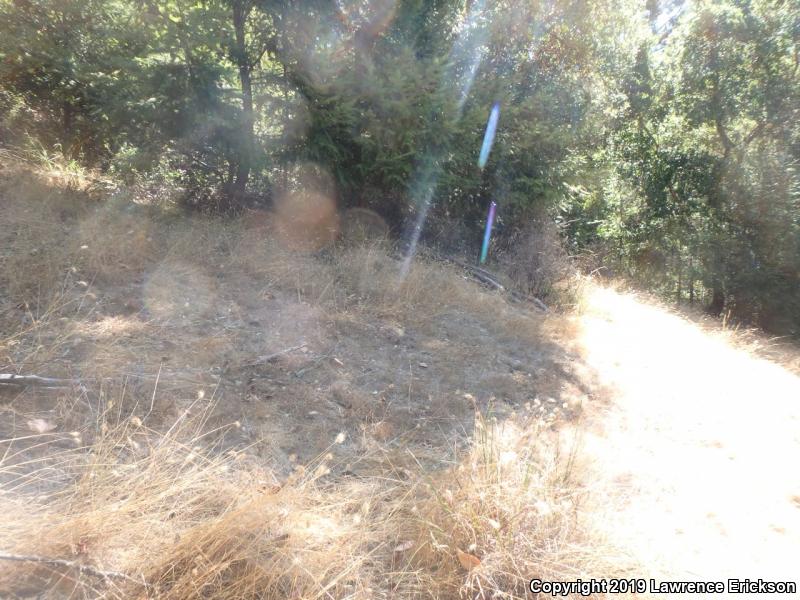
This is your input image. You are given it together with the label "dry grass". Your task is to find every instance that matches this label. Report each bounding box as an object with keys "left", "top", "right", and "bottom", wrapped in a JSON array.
[
  {"left": 0, "top": 157, "right": 628, "bottom": 598},
  {"left": 0, "top": 155, "right": 544, "bottom": 336},
  {"left": 0, "top": 408, "right": 619, "bottom": 600},
  {"left": 410, "top": 412, "right": 619, "bottom": 599},
  {"left": 75, "top": 206, "right": 162, "bottom": 283},
  {"left": 0, "top": 410, "right": 408, "bottom": 599},
  {"left": 230, "top": 222, "right": 504, "bottom": 328},
  {"left": 0, "top": 146, "right": 105, "bottom": 194},
  {"left": 0, "top": 171, "right": 79, "bottom": 306},
  {"left": 496, "top": 217, "right": 575, "bottom": 305}
]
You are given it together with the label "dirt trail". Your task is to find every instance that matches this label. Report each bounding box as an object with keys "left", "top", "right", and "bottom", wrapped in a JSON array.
[{"left": 577, "top": 286, "right": 800, "bottom": 591}]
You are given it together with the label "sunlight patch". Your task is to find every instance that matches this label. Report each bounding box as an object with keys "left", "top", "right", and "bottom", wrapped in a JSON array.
[{"left": 143, "top": 261, "right": 218, "bottom": 321}]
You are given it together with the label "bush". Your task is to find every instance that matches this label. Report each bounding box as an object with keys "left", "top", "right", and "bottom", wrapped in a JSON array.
[{"left": 496, "top": 216, "right": 573, "bottom": 301}]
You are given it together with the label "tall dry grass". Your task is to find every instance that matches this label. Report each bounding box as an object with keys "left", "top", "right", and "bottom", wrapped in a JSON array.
[
  {"left": 0, "top": 408, "right": 620, "bottom": 599},
  {"left": 409, "top": 411, "right": 620, "bottom": 599},
  {"left": 0, "top": 408, "right": 406, "bottom": 598}
]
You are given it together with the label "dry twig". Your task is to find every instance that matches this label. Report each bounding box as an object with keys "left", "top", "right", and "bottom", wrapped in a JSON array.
[
  {"left": 0, "top": 551, "right": 146, "bottom": 588},
  {"left": 0, "top": 374, "right": 78, "bottom": 388}
]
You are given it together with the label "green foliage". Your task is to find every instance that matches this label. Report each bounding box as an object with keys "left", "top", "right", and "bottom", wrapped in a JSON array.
[
  {"left": 574, "top": 0, "right": 800, "bottom": 333},
  {"left": 0, "top": 0, "right": 798, "bottom": 334}
]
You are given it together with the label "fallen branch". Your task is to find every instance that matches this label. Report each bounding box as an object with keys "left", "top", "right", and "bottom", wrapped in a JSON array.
[
  {"left": 455, "top": 260, "right": 508, "bottom": 291},
  {"left": 505, "top": 288, "right": 549, "bottom": 312},
  {"left": 390, "top": 251, "right": 549, "bottom": 312},
  {"left": 0, "top": 374, "right": 78, "bottom": 388},
  {"left": 0, "top": 551, "right": 146, "bottom": 587},
  {"left": 449, "top": 259, "right": 549, "bottom": 312}
]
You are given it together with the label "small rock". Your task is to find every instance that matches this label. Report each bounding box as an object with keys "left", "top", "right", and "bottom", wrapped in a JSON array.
[{"left": 505, "top": 357, "right": 524, "bottom": 371}]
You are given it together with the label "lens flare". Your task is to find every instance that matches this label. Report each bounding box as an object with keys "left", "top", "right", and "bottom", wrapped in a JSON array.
[
  {"left": 451, "top": 0, "right": 488, "bottom": 114},
  {"left": 399, "top": 1, "right": 490, "bottom": 277},
  {"left": 480, "top": 201, "right": 497, "bottom": 264},
  {"left": 478, "top": 102, "right": 500, "bottom": 169},
  {"left": 400, "top": 160, "right": 437, "bottom": 278},
  {"left": 274, "top": 190, "right": 339, "bottom": 252},
  {"left": 274, "top": 163, "right": 339, "bottom": 252},
  {"left": 340, "top": 207, "right": 389, "bottom": 243}
]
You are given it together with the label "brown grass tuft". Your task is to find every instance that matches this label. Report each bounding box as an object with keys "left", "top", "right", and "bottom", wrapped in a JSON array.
[
  {"left": 408, "top": 413, "right": 618, "bottom": 599},
  {"left": 0, "top": 410, "right": 623, "bottom": 600},
  {"left": 0, "top": 411, "right": 416, "bottom": 599}
]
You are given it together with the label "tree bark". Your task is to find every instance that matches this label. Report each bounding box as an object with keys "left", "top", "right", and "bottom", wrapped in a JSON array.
[
  {"left": 61, "top": 100, "right": 74, "bottom": 157},
  {"left": 231, "top": 1, "right": 255, "bottom": 200},
  {"left": 709, "top": 281, "right": 725, "bottom": 316}
]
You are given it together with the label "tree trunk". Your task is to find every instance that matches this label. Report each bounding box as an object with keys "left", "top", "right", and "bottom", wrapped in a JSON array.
[
  {"left": 231, "top": 1, "right": 255, "bottom": 200},
  {"left": 61, "top": 100, "right": 73, "bottom": 157},
  {"left": 709, "top": 281, "right": 725, "bottom": 316}
]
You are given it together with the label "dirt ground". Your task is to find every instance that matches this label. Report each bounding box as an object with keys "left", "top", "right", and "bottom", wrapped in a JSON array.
[
  {"left": 576, "top": 286, "right": 800, "bottom": 595},
  {"left": 0, "top": 165, "right": 590, "bottom": 489}
]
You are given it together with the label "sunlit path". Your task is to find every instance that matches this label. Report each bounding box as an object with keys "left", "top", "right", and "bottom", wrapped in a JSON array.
[{"left": 578, "top": 286, "right": 800, "bottom": 592}]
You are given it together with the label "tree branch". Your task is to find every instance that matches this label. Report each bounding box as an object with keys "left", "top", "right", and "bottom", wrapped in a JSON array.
[
  {"left": 0, "top": 374, "right": 78, "bottom": 388},
  {"left": 0, "top": 552, "right": 146, "bottom": 588},
  {"left": 249, "top": 43, "right": 270, "bottom": 69},
  {"left": 743, "top": 121, "right": 765, "bottom": 147},
  {"left": 449, "top": 259, "right": 549, "bottom": 312},
  {"left": 714, "top": 114, "right": 734, "bottom": 156}
]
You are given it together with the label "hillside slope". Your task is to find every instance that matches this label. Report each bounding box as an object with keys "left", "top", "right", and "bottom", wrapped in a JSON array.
[
  {"left": 4, "top": 161, "right": 797, "bottom": 597},
  {"left": 0, "top": 162, "right": 612, "bottom": 599}
]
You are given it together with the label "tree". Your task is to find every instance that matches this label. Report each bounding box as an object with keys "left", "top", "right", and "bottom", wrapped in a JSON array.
[{"left": 582, "top": 0, "right": 800, "bottom": 332}]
